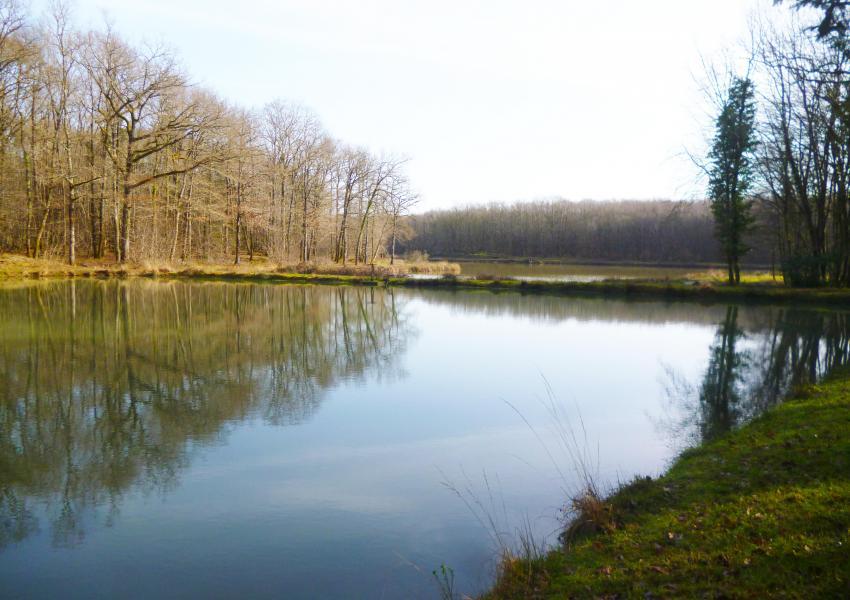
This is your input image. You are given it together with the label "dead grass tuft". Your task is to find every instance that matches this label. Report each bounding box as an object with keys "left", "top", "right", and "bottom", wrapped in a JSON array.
[{"left": 562, "top": 486, "right": 616, "bottom": 544}]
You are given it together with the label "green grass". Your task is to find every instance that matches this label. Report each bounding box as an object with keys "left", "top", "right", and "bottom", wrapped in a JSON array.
[
  {"left": 392, "top": 277, "right": 850, "bottom": 306},
  {"left": 686, "top": 268, "right": 784, "bottom": 285},
  {"left": 484, "top": 372, "right": 850, "bottom": 599}
]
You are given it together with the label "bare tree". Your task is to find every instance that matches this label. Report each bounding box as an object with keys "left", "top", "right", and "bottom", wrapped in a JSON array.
[
  {"left": 0, "top": 5, "right": 416, "bottom": 267},
  {"left": 385, "top": 176, "right": 418, "bottom": 265},
  {"left": 84, "top": 31, "right": 219, "bottom": 261}
]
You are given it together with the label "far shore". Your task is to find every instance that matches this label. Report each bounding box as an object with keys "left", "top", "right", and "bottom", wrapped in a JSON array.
[
  {"left": 3, "top": 253, "right": 850, "bottom": 307},
  {"left": 430, "top": 254, "right": 775, "bottom": 270}
]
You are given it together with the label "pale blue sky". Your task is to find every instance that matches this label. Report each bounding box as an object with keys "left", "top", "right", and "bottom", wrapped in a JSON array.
[{"left": 35, "top": 0, "right": 778, "bottom": 210}]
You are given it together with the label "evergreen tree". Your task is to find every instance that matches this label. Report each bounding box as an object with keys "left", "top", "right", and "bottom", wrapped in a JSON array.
[
  {"left": 707, "top": 77, "right": 758, "bottom": 284},
  {"left": 779, "top": 0, "right": 849, "bottom": 41}
]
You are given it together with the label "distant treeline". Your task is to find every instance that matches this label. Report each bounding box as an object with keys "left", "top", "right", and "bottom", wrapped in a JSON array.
[{"left": 403, "top": 200, "right": 773, "bottom": 265}]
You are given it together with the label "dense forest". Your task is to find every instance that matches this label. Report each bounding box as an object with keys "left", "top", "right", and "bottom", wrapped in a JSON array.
[
  {"left": 0, "top": 1, "right": 417, "bottom": 266},
  {"left": 403, "top": 199, "right": 773, "bottom": 265}
]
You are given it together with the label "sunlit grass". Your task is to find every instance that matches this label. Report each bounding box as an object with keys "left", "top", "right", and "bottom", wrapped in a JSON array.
[
  {"left": 686, "top": 268, "right": 785, "bottom": 285},
  {"left": 0, "top": 253, "right": 460, "bottom": 281}
]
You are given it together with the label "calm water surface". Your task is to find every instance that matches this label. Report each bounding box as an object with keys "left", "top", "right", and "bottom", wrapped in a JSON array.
[{"left": 1, "top": 281, "right": 847, "bottom": 598}]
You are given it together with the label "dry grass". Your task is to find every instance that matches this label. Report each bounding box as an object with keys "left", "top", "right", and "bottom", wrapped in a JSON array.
[
  {"left": 562, "top": 486, "right": 617, "bottom": 544},
  {"left": 0, "top": 253, "right": 126, "bottom": 279},
  {"left": 272, "top": 258, "right": 460, "bottom": 277},
  {"left": 404, "top": 259, "right": 462, "bottom": 275},
  {"left": 0, "top": 253, "right": 460, "bottom": 281}
]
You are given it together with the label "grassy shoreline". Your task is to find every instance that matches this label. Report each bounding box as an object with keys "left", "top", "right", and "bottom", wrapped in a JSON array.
[
  {"left": 432, "top": 255, "right": 774, "bottom": 270},
  {"left": 2, "top": 254, "right": 850, "bottom": 306},
  {"left": 485, "top": 371, "right": 850, "bottom": 598},
  {"left": 393, "top": 277, "right": 850, "bottom": 306},
  {"left": 0, "top": 253, "right": 459, "bottom": 280}
]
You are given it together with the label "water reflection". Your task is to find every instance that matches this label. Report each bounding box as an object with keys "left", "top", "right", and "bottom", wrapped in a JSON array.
[
  {"left": 697, "top": 306, "right": 748, "bottom": 442},
  {"left": 662, "top": 305, "right": 850, "bottom": 447},
  {"left": 413, "top": 288, "right": 751, "bottom": 326},
  {"left": 1, "top": 281, "right": 850, "bottom": 598},
  {"left": 0, "top": 281, "right": 412, "bottom": 549},
  {"left": 419, "top": 288, "right": 850, "bottom": 447}
]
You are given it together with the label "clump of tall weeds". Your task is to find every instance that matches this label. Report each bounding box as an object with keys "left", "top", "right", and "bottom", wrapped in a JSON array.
[
  {"left": 441, "top": 378, "right": 631, "bottom": 597},
  {"left": 561, "top": 485, "right": 616, "bottom": 545},
  {"left": 440, "top": 467, "right": 549, "bottom": 599},
  {"left": 481, "top": 379, "right": 619, "bottom": 597}
]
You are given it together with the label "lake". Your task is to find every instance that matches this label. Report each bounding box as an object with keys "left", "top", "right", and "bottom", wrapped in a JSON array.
[{"left": 1, "top": 280, "right": 847, "bottom": 598}]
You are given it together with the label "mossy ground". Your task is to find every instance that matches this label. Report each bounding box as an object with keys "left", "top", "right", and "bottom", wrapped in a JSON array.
[{"left": 484, "top": 372, "right": 850, "bottom": 599}]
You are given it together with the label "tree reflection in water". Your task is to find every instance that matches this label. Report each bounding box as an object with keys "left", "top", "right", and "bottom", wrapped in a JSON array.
[
  {"left": 2, "top": 282, "right": 848, "bottom": 555},
  {"left": 662, "top": 305, "right": 850, "bottom": 448},
  {"left": 0, "top": 280, "right": 412, "bottom": 549}
]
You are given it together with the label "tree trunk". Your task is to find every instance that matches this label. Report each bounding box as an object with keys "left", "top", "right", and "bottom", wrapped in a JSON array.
[
  {"left": 24, "top": 150, "right": 33, "bottom": 257},
  {"left": 119, "top": 195, "right": 131, "bottom": 263},
  {"left": 170, "top": 210, "right": 181, "bottom": 262},
  {"left": 301, "top": 189, "right": 308, "bottom": 262},
  {"left": 390, "top": 221, "right": 397, "bottom": 265},
  {"left": 234, "top": 180, "right": 241, "bottom": 265},
  {"left": 66, "top": 187, "right": 76, "bottom": 265}
]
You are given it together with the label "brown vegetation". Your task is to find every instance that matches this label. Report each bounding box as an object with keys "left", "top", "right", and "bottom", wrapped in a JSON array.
[
  {"left": 0, "top": 2, "right": 418, "bottom": 268},
  {"left": 0, "top": 253, "right": 459, "bottom": 281}
]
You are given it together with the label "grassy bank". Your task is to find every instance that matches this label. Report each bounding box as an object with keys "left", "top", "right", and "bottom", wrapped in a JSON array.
[
  {"left": 390, "top": 276, "right": 850, "bottom": 307},
  {"left": 433, "top": 254, "right": 773, "bottom": 270},
  {"left": 485, "top": 371, "right": 850, "bottom": 598},
  {"left": 2, "top": 253, "right": 850, "bottom": 306}
]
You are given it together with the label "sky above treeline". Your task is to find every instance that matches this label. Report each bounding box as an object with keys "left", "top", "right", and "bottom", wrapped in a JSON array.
[{"left": 34, "top": 0, "right": 784, "bottom": 210}]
